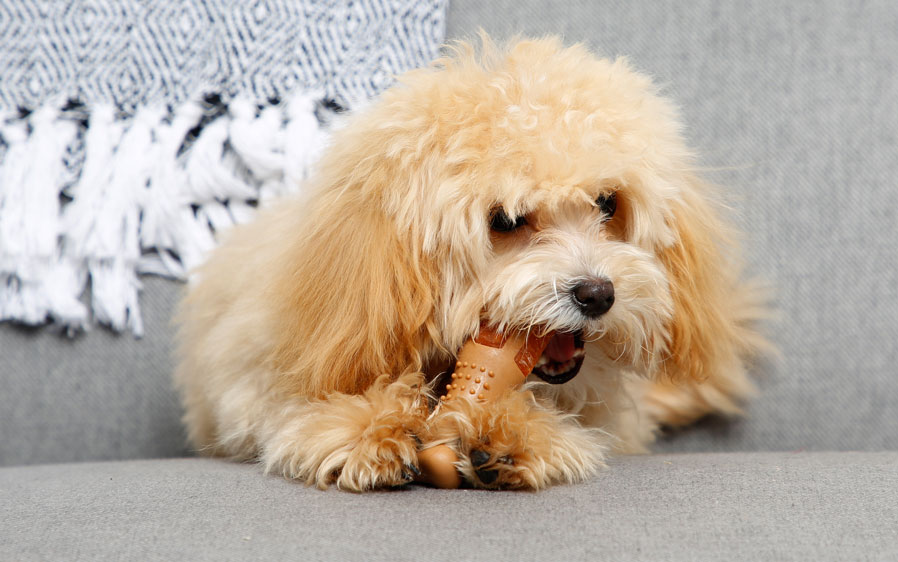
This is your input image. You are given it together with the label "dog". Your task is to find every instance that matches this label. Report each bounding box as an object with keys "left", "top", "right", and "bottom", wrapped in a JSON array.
[{"left": 174, "top": 36, "right": 767, "bottom": 491}]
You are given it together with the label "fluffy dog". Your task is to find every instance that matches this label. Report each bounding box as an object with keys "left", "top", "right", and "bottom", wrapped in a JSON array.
[{"left": 174, "top": 36, "right": 767, "bottom": 491}]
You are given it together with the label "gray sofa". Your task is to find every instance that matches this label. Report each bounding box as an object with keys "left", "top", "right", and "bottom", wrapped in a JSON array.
[{"left": 3, "top": 1, "right": 897, "bottom": 560}]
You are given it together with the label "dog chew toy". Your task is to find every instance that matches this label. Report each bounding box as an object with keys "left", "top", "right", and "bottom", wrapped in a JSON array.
[{"left": 415, "top": 324, "right": 553, "bottom": 488}]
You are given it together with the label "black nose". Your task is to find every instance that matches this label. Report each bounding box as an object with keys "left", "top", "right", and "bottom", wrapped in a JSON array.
[{"left": 571, "top": 279, "right": 614, "bottom": 318}]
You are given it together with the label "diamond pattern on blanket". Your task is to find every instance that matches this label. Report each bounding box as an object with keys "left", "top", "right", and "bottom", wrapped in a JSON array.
[{"left": 0, "top": 0, "right": 447, "bottom": 110}]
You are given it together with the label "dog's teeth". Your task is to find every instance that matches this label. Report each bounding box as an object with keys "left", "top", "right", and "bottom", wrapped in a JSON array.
[{"left": 537, "top": 353, "right": 588, "bottom": 378}]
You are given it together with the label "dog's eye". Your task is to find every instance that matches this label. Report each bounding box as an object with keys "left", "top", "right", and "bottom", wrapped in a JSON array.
[
  {"left": 595, "top": 192, "right": 617, "bottom": 220},
  {"left": 489, "top": 207, "right": 527, "bottom": 232}
]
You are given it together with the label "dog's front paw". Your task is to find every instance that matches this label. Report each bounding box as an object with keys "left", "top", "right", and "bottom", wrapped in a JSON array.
[
  {"left": 262, "top": 374, "right": 429, "bottom": 492},
  {"left": 334, "top": 422, "right": 422, "bottom": 491},
  {"left": 425, "top": 390, "right": 606, "bottom": 490}
]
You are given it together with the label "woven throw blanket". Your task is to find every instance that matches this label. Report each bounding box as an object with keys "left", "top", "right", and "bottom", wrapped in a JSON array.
[{"left": 0, "top": 0, "right": 447, "bottom": 336}]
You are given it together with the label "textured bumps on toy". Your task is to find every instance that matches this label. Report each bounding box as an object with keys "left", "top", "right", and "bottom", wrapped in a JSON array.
[{"left": 416, "top": 324, "right": 553, "bottom": 488}]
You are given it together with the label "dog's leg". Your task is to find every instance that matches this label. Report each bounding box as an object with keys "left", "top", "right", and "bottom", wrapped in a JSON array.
[
  {"left": 563, "top": 371, "right": 754, "bottom": 457},
  {"left": 424, "top": 390, "right": 606, "bottom": 489},
  {"left": 629, "top": 363, "right": 757, "bottom": 431},
  {"left": 622, "top": 278, "right": 769, "bottom": 440},
  {"left": 260, "top": 373, "right": 429, "bottom": 491}
]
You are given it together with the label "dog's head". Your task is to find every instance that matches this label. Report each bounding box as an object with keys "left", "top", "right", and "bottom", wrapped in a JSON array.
[{"left": 275, "top": 37, "right": 746, "bottom": 395}]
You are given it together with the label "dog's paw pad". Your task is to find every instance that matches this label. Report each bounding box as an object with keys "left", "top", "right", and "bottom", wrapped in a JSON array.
[
  {"left": 464, "top": 449, "right": 518, "bottom": 488},
  {"left": 470, "top": 449, "right": 491, "bottom": 467},
  {"left": 474, "top": 466, "right": 499, "bottom": 484}
]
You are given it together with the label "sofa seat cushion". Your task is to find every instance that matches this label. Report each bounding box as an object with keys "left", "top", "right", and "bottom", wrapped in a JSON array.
[{"left": 3, "top": 452, "right": 896, "bottom": 561}]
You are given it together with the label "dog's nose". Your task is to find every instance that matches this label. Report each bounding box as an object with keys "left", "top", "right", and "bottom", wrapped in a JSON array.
[{"left": 571, "top": 279, "right": 614, "bottom": 318}]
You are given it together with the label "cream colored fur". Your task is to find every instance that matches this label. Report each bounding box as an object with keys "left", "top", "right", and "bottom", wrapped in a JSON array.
[{"left": 174, "top": 36, "right": 767, "bottom": 491}]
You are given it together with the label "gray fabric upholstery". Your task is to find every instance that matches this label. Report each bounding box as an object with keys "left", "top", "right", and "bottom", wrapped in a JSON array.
[
  {"left": 3, "top": 453, "right": 897, "bottom": 562},
  {"left": 0, "top": 277, "right": 187, "bottom": 466},
  {"left": 2, "top": 1, "right": 897, "bottom": 464}
]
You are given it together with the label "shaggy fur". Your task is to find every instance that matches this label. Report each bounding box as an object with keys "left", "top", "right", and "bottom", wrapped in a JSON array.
[{"left": 174, "top": 36, "right": 767, "bottom": 491}]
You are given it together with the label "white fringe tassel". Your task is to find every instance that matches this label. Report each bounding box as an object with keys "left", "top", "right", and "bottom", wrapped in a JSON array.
[
  {"left": 0, "top": 91, "right": 334, "bottom": 336},
  {"left": 0, "top": 105, "right": 85, "bottom": 330}
]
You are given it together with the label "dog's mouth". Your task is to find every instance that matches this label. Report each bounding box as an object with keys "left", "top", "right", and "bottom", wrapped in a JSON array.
[{"left": 532, "top": 330, "right": 585, "bottom": 384}]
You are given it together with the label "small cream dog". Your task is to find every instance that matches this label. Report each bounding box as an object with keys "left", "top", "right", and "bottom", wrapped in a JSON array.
[{"left": 175, "top": 36, "right": 767, "bottom": 491}]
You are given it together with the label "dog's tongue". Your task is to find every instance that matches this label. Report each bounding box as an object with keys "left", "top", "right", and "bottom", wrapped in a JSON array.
[{"left": 544, "top": 332, "right": 576, "bottom": 363}]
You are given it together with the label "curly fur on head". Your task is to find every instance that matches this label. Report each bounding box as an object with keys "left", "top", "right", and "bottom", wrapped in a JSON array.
[{"left": 175, "top": 35, "right": 767, "bottom": 491}]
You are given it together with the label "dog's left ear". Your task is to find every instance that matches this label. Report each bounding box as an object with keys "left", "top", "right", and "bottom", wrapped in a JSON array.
[{"left": 655, "top": 174, "right": 746, "bottom": 382}]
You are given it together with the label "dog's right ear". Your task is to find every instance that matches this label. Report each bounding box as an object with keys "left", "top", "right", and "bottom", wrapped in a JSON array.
[
  {"left": 654, "top": 172, "right": 767, "bottom": 383},
  {"left": 268, "top": 186, "right": 439, "bottom": 399}
]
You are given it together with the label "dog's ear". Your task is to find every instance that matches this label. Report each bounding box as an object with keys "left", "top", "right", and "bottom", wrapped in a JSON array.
[
  {"left": 655, "top": 174, "right": 746, "bottom": 382},
  {"left": 268, "top": 189, "right": 439, "bottom": 398}
]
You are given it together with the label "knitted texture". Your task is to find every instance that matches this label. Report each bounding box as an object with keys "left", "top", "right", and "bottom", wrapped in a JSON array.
[
  {"left": 0, "top": 0, "right": 446, "bottom": 109},
  {"left": 0, "top": 0, "right": 447, "bottom": 336}
]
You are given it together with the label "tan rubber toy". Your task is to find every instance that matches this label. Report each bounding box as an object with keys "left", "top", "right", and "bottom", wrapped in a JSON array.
[{"left": 416, "top": 324, "right": 552, "bottom": 488}]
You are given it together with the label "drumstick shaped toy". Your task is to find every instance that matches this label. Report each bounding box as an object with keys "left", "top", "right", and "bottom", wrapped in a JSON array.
[{"left": 416, "top": 324, "right": 553, "bottom": 488}]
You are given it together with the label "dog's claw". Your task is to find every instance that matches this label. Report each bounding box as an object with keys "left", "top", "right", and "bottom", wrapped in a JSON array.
[
  {"left": 405, "top": 462, "right": 421, "bottom": 477},
  {"left": 470, "top": 449, "right": 491, "bottom": 467}
]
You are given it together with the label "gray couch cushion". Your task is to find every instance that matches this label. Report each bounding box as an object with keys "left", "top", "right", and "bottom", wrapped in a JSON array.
[
  {"left": 0, "top": 277, "right": 188, "bottom": 466},
  {"left": 3, "top": 453, "right": 897, "bottom": 562}
]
